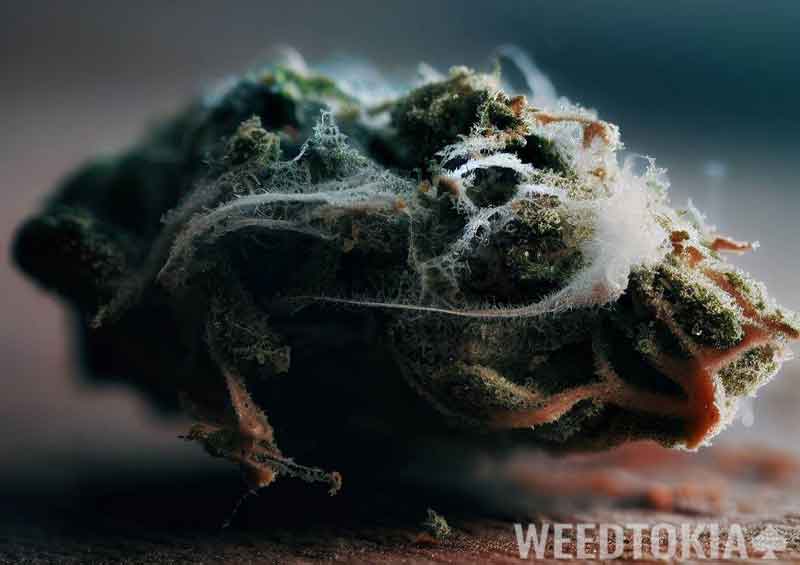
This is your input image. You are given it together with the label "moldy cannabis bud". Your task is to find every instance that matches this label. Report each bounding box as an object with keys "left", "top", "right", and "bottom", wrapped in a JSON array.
[{"left": 14, "top": 55, "right": 799, "bottom": 495}]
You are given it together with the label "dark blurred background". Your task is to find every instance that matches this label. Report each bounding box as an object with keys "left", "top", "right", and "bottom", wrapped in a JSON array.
[{"left": 1, "top": 0, "right": 799, "bottom": 516}]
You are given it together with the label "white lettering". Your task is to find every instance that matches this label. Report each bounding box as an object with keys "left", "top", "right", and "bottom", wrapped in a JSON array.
[
  {"left": 722, "top": 524, "right": 748, "bottom": 560},
  {"left": 513, "top": 523, "right": 549, "bottom": 560},
  {"left": 681, "top": 522, "right": 707, "bottom": 560},
  {"left": 599, "top": 524, "right": 624, "bottom": 559},
  {"left": 576, "top": 523, "right": 595, "bottom": 559},
  {"left": 651, "top": 523, "right": 677, "bottom": 560},
  {"left": 553, "top": 523, "right": 572, "bottom": 559},
  {"left": 628, "top": 523, "right": 648, "bottom": 560}
]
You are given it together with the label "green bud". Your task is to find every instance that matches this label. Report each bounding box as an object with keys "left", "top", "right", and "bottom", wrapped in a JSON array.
[{"left": 14, "top": 55, "right": 798, "bottom": 498}]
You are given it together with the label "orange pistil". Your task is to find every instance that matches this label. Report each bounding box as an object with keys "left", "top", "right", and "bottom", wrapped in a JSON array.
[
  {"left": 488, "top": 256, "right": 798, "bottom": 448},
  {"left": 652, "top": 324, "right": 775, "bottom": 448},
  {"left": 582, "top": 121, "right": 609, "bottom": 149},
  {"left": 488, "top": 350, "right": 690, "bottom": 433},
  {"left": 435, "top": 175, "right": 461, "bottom": 197},
  {"left": 670, "top": 231, "right": 706, "bottom": 267},
  {"left": 225, "top": 372, "right": 275, "bottom": 444},
  {"left": 534, "top": 112, "right": 611, "bottom": 148},
  {"left": 489, "top": 383, "right": 603, "bottom": 429},
  {"left": 710, "top": 236, "right": 753, "bottom": 253},
  {"left": 509, "top": 95, "right": 527, "bottom": 117}
]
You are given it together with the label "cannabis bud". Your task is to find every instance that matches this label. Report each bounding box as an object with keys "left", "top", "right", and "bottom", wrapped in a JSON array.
[{"left": 14, "top": 55, "right": 798, "bottom": 495}]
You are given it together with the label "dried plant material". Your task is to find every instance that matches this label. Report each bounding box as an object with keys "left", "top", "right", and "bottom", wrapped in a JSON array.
[
  {"left": 14, "top": 53, "right": 798, "bottom": 496},
  {"left": 421, "top": 508, "right": 452, "bottom": 540}
]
